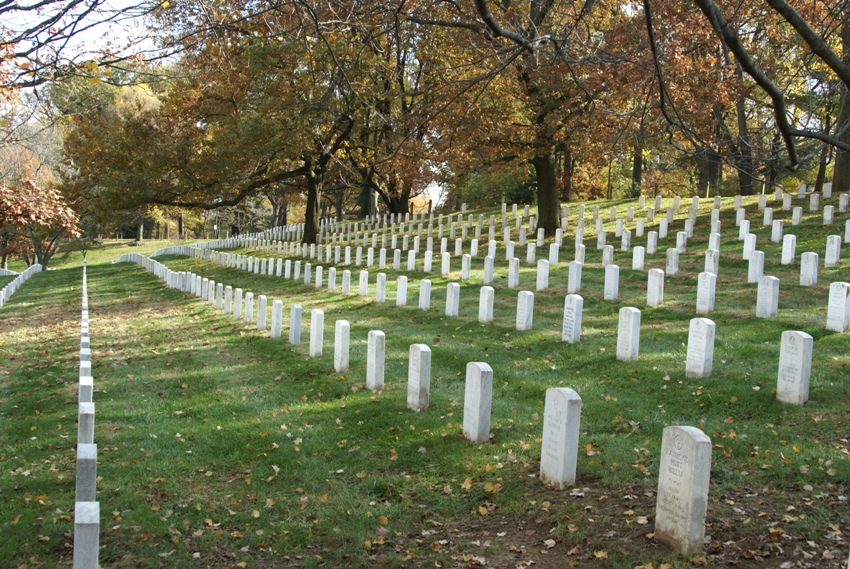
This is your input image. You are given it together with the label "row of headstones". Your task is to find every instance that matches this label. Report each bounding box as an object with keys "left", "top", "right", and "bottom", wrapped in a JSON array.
[
  {"left": 194, "top": 247, "right": 839, "bottom": 404},
  {"left": 75, "top": 261, "right": 100, "bottom": 569},
  {"left": 118, "top": 253, "right": 719, "bottom": 557},
  {"left": 141, "top": 244, "right": 840, "bottom": 400},
  {"left": 0, "top": 263, "right": 42, "bottom": 309},
  {"left": 227, "top": 183, "right": 846, "bottom": 261},
  {"left": 189, "top": 238, "right": 815, "bottom": 330},
  {"left": 244, "top": 187, "right": 850, "bottom": 255},
  {"left": 118, "top": 253, "right": 502, "bottom": 443},
  {"left": 217, "top": 184, "right": 846, "bottom": 274},
  {"left": 190, "top": 235, "right": 850, "bottom": 347},
  {"left": 115, "top": 252, "right": 708, "bottom": 557},
  {"left": 255, "top": 191, "right": 777, "bottom": 247},
  {"left": 124, "top": 241, "right": 838, "bottom": 559},
  {"left": 218, "top": 200, "right": 849, "bottom": 289},
  {"left": 191, "top": 239, "right": 826, "bottom": 354},
  {"left": 0, "top": 267, "right": 18, "bottom": 277}
]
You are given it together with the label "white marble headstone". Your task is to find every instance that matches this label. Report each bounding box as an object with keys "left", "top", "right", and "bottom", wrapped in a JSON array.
[
  {"left": 685, "top": 318, "right": 716, "bottom": 378},
  {"left": 616, "top": 307, "right": 641, "bottom": 361},
  {"left": 777, "top": 330, "right": 813, "bottom": 405},
  {"left": 655, "top": 426, "right": 712, "bottom": 555},
  {"left": 463, "top": 362, "right": 493, "bottom": 443},
  {"left": 407, "top": 344, "right": 431, "bottom": 410},
  {"left": 539, "top": 387, "right": 582, "bottom": 489}
]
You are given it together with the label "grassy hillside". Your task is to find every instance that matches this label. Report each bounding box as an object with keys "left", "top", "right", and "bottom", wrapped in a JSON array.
[{"left": 1, "top": 196, "right": 847, "bottom": 568}]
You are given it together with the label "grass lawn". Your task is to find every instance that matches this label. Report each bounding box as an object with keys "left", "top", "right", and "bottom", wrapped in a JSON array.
[{"left": 0, "top": 196, "right": 848, "bottom": 568}]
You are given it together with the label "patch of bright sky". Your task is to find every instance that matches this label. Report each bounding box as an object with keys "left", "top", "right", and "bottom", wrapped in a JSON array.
[{"left": 7, "top": 0, "right": 157, "bottom": 68}]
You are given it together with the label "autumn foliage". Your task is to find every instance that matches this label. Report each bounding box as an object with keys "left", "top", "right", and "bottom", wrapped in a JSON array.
[{"left": 0, "top": 180, "right": 80, "bottom": 268}]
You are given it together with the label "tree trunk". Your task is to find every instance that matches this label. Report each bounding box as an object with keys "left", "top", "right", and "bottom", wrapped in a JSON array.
[
  {"left": 138, "top": 222, "right": 144, "bottom": 241},
  {"left": 178, "top": 213, "right": 184, "bottom": 238},
  {"left": 303, "top": 165, "right": 323, "bottom": 244},
  {"left": 531, "top": 148, "right": 560, "bottom": 237},
  {"left": 697, "top": 148, "right": 710, "bottom": 197},
  {"left": 334, "top": 189, "right": 344, "bottom": 222},
  {"left": 696, "top": 145, "right": 723, "bottom": 197},
  {"left": 37, "top": 231, "right": 63, "bottom": 270},
  {"left": 561, "top": 146, "right": 574, "bottom": 202},
  {"left": 815, "top": 140, "right": 831, "bottom": 193},
  {"left": 280, "top": 197, "right": 288, "bottom": 227},
  {"left": 833, "top": 11, "right": 850, "bottom": 192},
  {"left": 735, "top": 71, "right": 756, "bottom": 195},
  {"left": 765, "top": 133, "right": 782, "bottom": 192},
  {"left": 631, "top": 136, "right": 643, "bottom": 198},
  {"left": 359, "top": 186, "right": 373, "bottom": 218},
  {"left": 385, "top": 195, "right": 409, "bottom": 215}
]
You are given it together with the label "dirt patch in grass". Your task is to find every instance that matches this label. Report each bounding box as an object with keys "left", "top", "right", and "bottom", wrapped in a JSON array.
[{"left": 416, "top": 480, "right": 849, "bottom": 569}]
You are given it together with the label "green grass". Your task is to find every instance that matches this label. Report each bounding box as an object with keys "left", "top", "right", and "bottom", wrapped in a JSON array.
[{"left": 1, "top": 195, "right": 848, "bottom": 568}]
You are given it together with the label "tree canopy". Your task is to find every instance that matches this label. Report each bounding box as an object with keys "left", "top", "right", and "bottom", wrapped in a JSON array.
[{"left": 4, "top": 0, "right": 850, "bottom": 243}]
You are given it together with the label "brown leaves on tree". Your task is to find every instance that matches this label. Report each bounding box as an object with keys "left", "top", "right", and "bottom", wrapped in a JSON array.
[{"left": 0, "top": 180, "right": 79, "bottom": 236}]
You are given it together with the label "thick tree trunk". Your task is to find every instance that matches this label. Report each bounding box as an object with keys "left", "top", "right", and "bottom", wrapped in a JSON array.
[
  {"left": 697, "top": 148, "right": 710, "bottom": 197},
  {"left": 280, "top": 198, "right": 288, "bottom": 227},
  {"left": 385, "top": 195, "right": 409, "bottom": 215},
  {"left": 833, "top": 13, "right": 850, "bottom": 192},
  {"left": 735, "top": 73, "right": 756, "bottom": 195},
  {"left": 764, "top": 134, "right": 782, "bottom": 192},
  {"left": 531, "top": 148, "right": 560, "bottom": 237},
  {"left": 815, "top": 138, "right": 831, "bottom": 193},
  {"left": 359, "top": 186, "right": 373, "bottom": 218},
  {"left": 334, "top": 189, "right": 344, "bottom": 222},
  {"left": 561, "top": 146, "right": 574, "bottom": 202},
  {"left": 698, "top": 144, "right": 723, "bottom": 197},
  {"left": 631, "top": 137, "right": 643, "bottom": 198},
  {"left": 303, "top": 166, "right": 323, "bottom": 244}
]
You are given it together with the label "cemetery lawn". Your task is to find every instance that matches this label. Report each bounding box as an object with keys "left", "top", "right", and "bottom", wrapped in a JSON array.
[{"left": 1, "top": 198, "right": 849, "bottom": 568}]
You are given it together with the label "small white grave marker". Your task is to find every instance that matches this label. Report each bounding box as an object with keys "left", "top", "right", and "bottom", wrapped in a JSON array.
[
  {"left": 463, "top": 362, "right": 494, "bottom": 443},
  {"left": 479, "top": 286, "right": 494, "bottom": 323},
  {"left": 826, "top": 281, "right": 850, "bottom": 332},
  {"left": 616, "top": 307, "right": 641, "bottom": 361},
  {"left": 366, "top": 331, "right": 385, "bottom": 390},
  {"left": 654, "top": 426, "right": 712, "bottom": 555},
  {"left": 446, "top": 283, "right": 460, "bottom": 316},
  {"left": 407, "top": 344, "right": 432, "bottom": 410},
  {"left": 419, "top": 279, "right": 431, "bottom": 310},
  {"left": 756, "top": 276, "right": 780, "bottom": 318},
  {"left": 561, "top": 294, "right": 583, "bottom": 344},
  {"left": 604, "top": 264, "right": 619, "bottom": 301},
  {"left": 270, "top": 300, "right": 283, "bottom": 338},
  {"left": 696, "top": 272, "right": 716, "bottom": 314},
  {"left": 685, "top": 318, "right": 716, "bottom": 378},
  {"left": 334, "top": 320, "right": 350, "bottom": 372},
  {"left": 257, "top": 295, "right": 267, "bottom": 330},
  {"left": 800, "top": 252, "right": 818, "bottom": 286},
  {"left": 777, "top": 331, "right": 813, "bottom": 405},
  {"left": 647, "top": 269, "right": 664, "bottom": 308},
  {"left": 289, "top": 304, "right": 302, "bottom": 344},
  {"left": 516, "top": 291, "right": 534, "bottom": 331},
  {"left": 309, "top": 309, "right": 324, "bottom": 357},
  {"left": 539, "top": 388, "right": 582, "bottom": 489}
]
